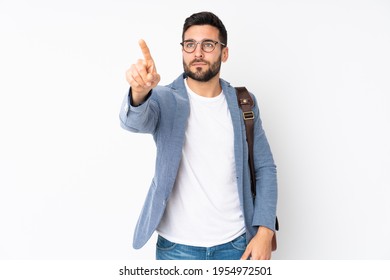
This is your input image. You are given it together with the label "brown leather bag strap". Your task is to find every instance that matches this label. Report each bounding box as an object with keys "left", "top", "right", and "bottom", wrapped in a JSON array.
[
  {"left": 235, "top": 87, "right": 256, "bottom": 197},
  {"left": 235, "top": 87, "right": 279, "bottom": 251}
]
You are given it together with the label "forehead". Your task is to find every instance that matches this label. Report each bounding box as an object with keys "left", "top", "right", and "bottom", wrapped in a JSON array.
[{"left": 183, "top": 25, "right": 220, "bottom": 40}]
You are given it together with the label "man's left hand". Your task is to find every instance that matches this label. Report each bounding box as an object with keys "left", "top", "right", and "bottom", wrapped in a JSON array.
[{"left": 240, "top": 226, "right": 274, "bottom": 260}]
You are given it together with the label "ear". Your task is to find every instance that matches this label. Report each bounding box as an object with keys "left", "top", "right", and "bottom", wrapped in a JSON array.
[{"left": 222, "top": 47, "right": 229, "bottom": 62}]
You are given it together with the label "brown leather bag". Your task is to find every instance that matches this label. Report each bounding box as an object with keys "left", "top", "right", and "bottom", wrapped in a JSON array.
[{"left": 235, "top": 87, "right": 279, "bottom": 251}]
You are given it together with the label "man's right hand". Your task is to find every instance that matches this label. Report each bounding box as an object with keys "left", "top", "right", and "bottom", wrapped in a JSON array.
[{"left": 126, "top": 39, "right": 160, "bottom": 106}]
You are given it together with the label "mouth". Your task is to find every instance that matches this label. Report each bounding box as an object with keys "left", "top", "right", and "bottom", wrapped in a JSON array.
[{"left": 191, "top": 60, "right": 208, "bottom": 67}]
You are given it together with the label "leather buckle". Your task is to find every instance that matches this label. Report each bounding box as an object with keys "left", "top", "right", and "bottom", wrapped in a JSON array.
[
  {"left": 243, "top": 111, "right": 255, "bottom": 120},
  {"left": 239, "top": 98, "right": 252, "bottom": 105}
]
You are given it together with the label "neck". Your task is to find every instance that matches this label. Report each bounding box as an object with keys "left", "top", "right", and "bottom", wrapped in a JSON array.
[{"left": 186, "top": 75, "right": 222, "bottom": 98}]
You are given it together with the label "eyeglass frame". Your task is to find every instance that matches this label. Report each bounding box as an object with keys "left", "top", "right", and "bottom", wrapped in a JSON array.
[{"left": 180, "top": 39, "right": 226, "bottom": 53}]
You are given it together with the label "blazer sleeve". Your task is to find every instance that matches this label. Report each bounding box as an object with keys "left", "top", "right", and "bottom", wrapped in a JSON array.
[
  {"left": 250, "top": 93, "right": 278, "bottom": 231},
  {"left": 119, "top": 88, "right": 159, "bottom": 134}
]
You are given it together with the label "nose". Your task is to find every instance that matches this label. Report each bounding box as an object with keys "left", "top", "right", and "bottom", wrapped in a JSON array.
[{"left": 194, "top": 43, "right": 204, "bottom": 58}]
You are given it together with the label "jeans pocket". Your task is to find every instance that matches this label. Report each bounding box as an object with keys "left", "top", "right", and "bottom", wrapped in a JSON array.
[
  {"left": 156, "top": 235, "right": 177, "bottom": 251},
  {"left": 230, "top": 234, "right": 247, "bottom": 251}
]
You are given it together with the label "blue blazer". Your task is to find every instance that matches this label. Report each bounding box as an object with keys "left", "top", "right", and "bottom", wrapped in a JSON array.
[{"left": 120, "top": 74, "right": 277, "bottom": 249}]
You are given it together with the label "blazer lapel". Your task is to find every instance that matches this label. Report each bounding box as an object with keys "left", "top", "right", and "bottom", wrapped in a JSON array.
[{"left": 222, "top": 80, "right": 245, "bottom": 205}]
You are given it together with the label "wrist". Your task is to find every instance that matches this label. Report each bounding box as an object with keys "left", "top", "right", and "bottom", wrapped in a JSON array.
[
  {"left": 130, "top": 88, "right": 151, "bottom": 106},
  {"left": 257, "top": 226, "right": 274, "bottom": 238}
]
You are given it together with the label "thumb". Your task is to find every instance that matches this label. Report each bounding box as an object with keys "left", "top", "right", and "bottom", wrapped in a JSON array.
[
  {"left": 146, "top": 72, "right": 161, "bottom": 86},
  {"left": 154, "top": 73, "right": 161, "bottom": 84}
]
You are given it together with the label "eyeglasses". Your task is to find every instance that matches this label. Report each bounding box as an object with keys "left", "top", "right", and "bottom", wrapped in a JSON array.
[{"left": 180, "top": 39, "right": 226, "bottom": 53}]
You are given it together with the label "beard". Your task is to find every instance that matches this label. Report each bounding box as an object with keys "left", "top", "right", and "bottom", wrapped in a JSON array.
[{"left": 183, "top": 55, "right": 222, "bottom": 82}]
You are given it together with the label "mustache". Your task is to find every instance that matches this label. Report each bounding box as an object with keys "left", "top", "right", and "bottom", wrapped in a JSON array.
[{"left": 190, "top": 59, "right": 209, "bottom": 65}]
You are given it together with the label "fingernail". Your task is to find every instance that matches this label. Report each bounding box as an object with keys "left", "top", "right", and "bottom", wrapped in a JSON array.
[{"left": 146, "top": 82, "right": 151, "bottom": 87}]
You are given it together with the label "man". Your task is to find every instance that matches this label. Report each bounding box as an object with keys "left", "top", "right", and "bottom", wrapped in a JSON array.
[{"left": 120, "top": 11, "right": 277, "bottom": 260}]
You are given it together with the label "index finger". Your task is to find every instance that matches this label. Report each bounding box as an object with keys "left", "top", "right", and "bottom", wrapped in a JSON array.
[{"left": 139, "top": 39, "right": 153, "bottom": 61}]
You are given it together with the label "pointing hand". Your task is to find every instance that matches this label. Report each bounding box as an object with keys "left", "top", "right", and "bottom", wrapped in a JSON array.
[{"left": 126, "top": 39, "right": 161, "bottom": 105}]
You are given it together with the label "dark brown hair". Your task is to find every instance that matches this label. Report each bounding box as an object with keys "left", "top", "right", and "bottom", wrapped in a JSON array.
[{"left": 182, "top": 11, "right": 228, "bottom": 46}]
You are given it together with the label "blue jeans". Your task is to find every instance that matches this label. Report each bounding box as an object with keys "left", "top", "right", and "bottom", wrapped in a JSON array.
[{"left": 156, "top": 233, "right": 247, "bottom": 260}]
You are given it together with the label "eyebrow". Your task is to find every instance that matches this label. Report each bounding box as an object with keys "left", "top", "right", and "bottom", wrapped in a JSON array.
[{"left": 183, "top": 38, "right": 216, "bottom": 42}]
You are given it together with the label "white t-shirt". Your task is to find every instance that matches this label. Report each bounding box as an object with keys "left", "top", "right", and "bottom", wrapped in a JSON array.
[{"left": 156, "top": 80, "right": 245, "bottom": 247}]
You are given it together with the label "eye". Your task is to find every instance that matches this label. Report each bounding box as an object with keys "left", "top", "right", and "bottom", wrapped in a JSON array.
[
  {"left": 185, "top": 42, "right": 195, "bottom": 48},
  {"left": 203, "top": 42, "right": 214, "bottom": 49}
]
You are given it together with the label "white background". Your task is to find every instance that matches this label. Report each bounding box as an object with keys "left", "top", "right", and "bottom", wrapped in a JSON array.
[{"left": 0, "top": 0, "right": 389, "bottom": 260}]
